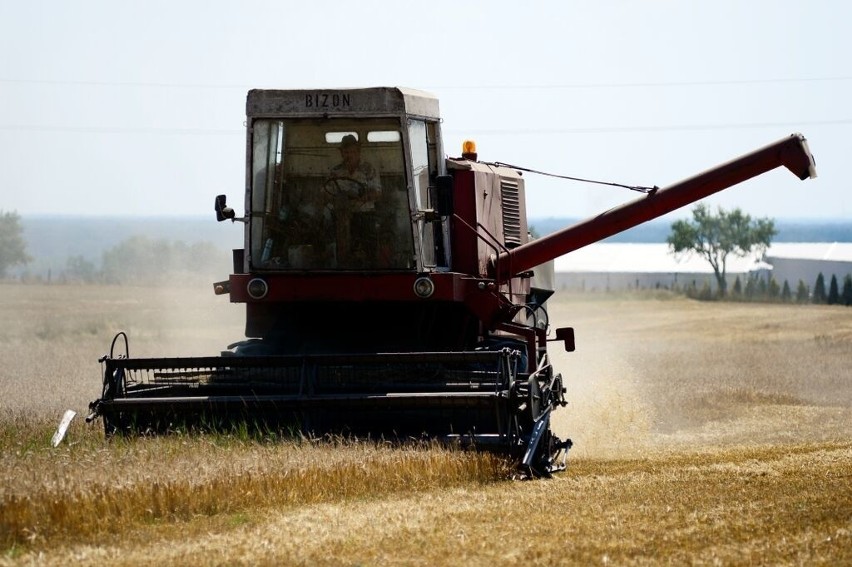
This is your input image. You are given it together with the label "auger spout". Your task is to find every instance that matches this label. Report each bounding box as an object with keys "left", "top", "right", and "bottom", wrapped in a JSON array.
[{"left": 492, "top": 133, "right": 816, "bottom": 283}]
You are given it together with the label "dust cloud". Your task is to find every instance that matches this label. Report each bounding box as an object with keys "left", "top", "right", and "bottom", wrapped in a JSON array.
[
  {"left": 549, "top": 340, "right": 656, "bottom": 459},
  {"left": 142, "top": 282, "right": 245, "bottom": 358},
  {"left": 0, "top": 282, "right": 244, "bottom": 420},
  {"left": 545, "top": 293, "right": 852, "bottom": 459}
]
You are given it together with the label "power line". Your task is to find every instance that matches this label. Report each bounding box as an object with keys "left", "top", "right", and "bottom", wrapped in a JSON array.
[
  {"left": 426, "top": 76, "right": 852, "bottom": 90},
  {"left": 1, "top": 119, "right": 849, "bottom": 137},
  {"left": 2, "top": 76, "right": 852, "bottom": 91},
  {"left": 0, "top": 78, "right": 252, "bottom": 90},
  {"left": 447, "top": 118, "right": 852, "bottom": 136},
  {"left": 0, "top": 124, "right": 242, "bottom": 135}
]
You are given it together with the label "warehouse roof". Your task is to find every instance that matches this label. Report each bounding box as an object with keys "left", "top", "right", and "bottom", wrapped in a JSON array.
[
  {"left": 553, "top": 243, "right": 852, "bottom": 274},
  {"left": 764, "top": 242, "right": 852, "bottom": 262}
]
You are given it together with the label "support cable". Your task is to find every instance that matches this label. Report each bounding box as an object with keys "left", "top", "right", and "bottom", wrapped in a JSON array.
[{"left": 487, "top": 161, "right": 659, "bottom": 194}]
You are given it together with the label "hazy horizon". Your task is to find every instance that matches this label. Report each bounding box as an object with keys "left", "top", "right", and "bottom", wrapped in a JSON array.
[
  {"left": 12, "top": 212, "right": 852, "bottom": 223},
  {"left": 2, "top": 2, "right": 849, "bottom": 221}
]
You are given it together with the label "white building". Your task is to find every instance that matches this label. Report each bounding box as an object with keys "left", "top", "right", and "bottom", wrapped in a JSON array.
[
  {"left": 764, "top": 243, "right": 852, "bottom": 290},
  {"left": 553, "top": 243, "right": 852, "bottom": 292}
]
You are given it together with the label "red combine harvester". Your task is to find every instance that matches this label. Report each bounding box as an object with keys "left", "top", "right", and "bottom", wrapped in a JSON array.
[{"left": 88, "top": 87, "right": 816, "bottom": 476}]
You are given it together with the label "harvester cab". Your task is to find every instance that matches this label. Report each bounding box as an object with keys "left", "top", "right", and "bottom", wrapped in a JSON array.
[
  {"left": 89, "top": 86, "right": 816, "bottom": 477},
  {"left": 214, "top": 87, "right": 556, "bottom": 358}
]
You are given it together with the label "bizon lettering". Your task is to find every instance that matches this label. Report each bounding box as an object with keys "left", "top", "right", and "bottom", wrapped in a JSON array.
[{"left": 305, "top": 93, "right": 351, "bottom": 109}]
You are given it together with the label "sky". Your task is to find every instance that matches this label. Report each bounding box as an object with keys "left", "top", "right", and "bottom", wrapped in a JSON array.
[{"left": 1, "top": 1, "right": 849, "bottom": 222}]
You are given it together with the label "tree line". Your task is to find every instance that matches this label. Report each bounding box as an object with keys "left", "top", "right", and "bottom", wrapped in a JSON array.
[
  {"left": 684, "top": 271, "right": 852, "bottom": 306},
  {"left": 669, "top": 204, "right": 852, "bottom": 306},
  {"left": 63, "top": 236, "right": 228, "bottom": 285},
  {"left": 0, "top": 210, "right": 228, "bottom": 284}
]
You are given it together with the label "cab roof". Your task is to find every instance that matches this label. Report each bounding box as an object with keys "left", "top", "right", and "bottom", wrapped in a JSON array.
[{"left": 246, "top": 87, "right": 440, "bottom": 120}]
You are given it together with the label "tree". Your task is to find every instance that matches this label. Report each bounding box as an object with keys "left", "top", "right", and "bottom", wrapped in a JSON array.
[
  {"left": 0, "top": 211, "right": 31, "bottom": 278},
  {"left": 757, "top": 277, "right": 768, "bottom": 299},
  {"left": 767, "top": 277, "right": 780, "bottom": 300},
  {"left": 101, "top": 235, "right": 227, "bottom": 285},
  {"left": 813, "top": 273, "right": 826, "bottom": 304},
  {"left": 667, "top": 204, "right": 776, "bottom": 296},
  {"left": 732, "top": 276, "right": 742, "bottom": 296},
  {"left": 65, "top": 255, "right": 98, "bottom": 283},
  {"left": 795, "top": 280, "right": 809, "bottom": 304},
  {"left": 843, "top": 274, "right": 852, "bottom": 307},
  {"left": 780, "top": 280, "right": 792, "bottom": 303},
  {"left": 744, "top": 275, "right": 757, "bottom": 299},
  {"left": 827, "top": 274, "right": 840, "bottom": 305}
]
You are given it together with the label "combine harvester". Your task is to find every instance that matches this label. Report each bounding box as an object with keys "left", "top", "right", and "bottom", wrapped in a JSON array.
[{"left": 87, "top": 87, "right": 816, "bottom": 476}]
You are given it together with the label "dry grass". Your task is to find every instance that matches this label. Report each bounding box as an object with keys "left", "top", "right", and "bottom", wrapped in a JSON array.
[
  {"left": 1, "top": 284, "right": 851, "bottom": 565},
  {"left": 0, "top": 424, "right": 509, "bottom": 553},
  {"left": 4, "top": 441, "right": 849, "bottom": 566}
]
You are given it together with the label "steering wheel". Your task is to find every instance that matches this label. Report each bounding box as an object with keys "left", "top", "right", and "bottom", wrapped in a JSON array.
[{"left": 323, "top": 176, "right": 369, "bottom": 198}]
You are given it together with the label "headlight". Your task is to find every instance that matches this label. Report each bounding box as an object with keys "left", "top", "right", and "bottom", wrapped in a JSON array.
[
  {"left": 247, "top": 278, "right": 268, "bottom": 299},
  {"left": 413, "top": 276, "right": 435, "bottom": 298}
]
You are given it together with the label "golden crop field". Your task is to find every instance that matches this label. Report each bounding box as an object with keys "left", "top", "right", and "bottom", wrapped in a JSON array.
[{"left": 1, "top": 283, "right": 850, "bottom": 566}]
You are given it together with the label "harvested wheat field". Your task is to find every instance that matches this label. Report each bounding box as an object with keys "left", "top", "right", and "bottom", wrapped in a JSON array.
[{"left": 1, "top": 283, "right": 850, "bottom": 566}]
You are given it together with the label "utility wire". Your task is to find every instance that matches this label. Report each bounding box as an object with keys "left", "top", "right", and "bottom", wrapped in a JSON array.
[
  {"left": 488, "top": 162, "right": 658, "bottom": 194},
  {"left": 3, "top": 118, "right": 849, "bottom": 137},
  {"left": 0, "top": 77, "right": 251, "bottom": 90},
  {"left": 445, "top": 118, "right": 852, "bottom": 136},
  {"left": 426, "top": 76, "right": 852, "bottom": 90},
  {"left": 2, "top": 76, "right": 852, "bottom": 91},
  {"left": 0, "top": 124, "right": 242, "bottom": 135}
]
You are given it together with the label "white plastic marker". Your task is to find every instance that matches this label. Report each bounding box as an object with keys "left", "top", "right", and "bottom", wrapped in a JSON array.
[{"left": 52, "top": 409, "right": 77, "bottom": 447}]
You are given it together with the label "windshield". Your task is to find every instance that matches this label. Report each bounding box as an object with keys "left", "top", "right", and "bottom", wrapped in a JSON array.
[{"left": 250, "top": 118, "right": 413, "bottom": 270}]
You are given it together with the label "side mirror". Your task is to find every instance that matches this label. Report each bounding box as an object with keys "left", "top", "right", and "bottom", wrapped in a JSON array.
[
  {"left": 435, "top": 175, "right": 454, "bottom": 217},
  {"left": 215, "top": 194, "right": 235, "bottom": 222},
  {"left": 554, "top": 326, "right": 575, "bottom": 352}
]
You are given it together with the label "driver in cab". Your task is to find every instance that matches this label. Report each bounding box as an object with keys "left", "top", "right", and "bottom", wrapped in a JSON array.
[
  {"left": 326, "top": 134, "right": 384, "bottom": 264},
  {"left": 328, "top": 134, "right": 381, "bottom": 211}
]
